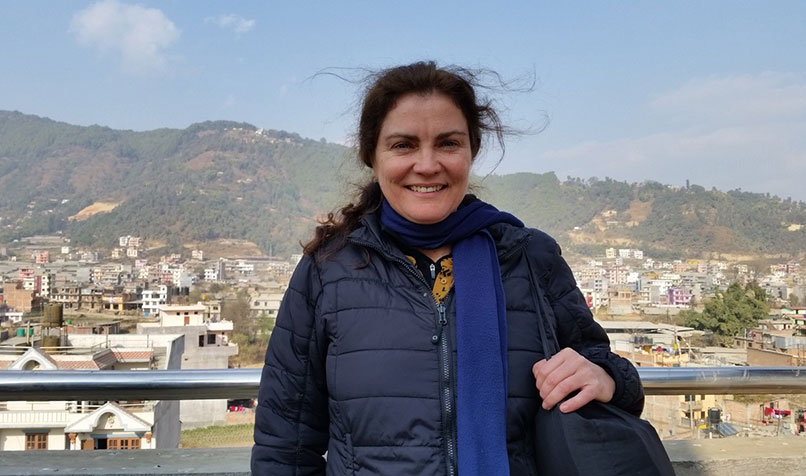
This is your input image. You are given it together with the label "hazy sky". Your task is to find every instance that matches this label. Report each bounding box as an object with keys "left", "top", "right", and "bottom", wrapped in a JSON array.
[{"left": 2, "top": 1, "right": 805, "bottom": 200}]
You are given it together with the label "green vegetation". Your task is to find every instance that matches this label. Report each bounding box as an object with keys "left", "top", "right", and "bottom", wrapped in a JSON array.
[
  {"left": 218, "top": 288, "right": 272, "bottom": 366},
  {"left": 180, "top": 423, "right": 254, "bottom": 448},
  {"left": 2, "top": 110, "right": 806, "bottom": 258},
  {"left": 680, "top": 282, "right": 769, "bottom": 344}
]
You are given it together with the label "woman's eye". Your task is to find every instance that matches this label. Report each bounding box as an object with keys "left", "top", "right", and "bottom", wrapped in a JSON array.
[
  {"left": 440, "top": 140, "right": 459, "bottom": 148},
  {"left": 392, "top": 142, "right": 412, "bottom": 150}
]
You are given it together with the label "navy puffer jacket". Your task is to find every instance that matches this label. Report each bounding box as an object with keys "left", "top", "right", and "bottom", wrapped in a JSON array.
[{"left": 252, "top": 213, "right": 644, "bottom": 475}]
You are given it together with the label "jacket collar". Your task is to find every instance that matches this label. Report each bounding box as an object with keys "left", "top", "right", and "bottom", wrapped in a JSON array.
[{"left": 348, "top": 211, "right": 531, "bottom": 260}]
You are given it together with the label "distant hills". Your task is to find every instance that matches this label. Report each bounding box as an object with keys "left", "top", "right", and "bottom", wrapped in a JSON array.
[{"left": 1, "top": 110, "right": 805, "bottom": 260}]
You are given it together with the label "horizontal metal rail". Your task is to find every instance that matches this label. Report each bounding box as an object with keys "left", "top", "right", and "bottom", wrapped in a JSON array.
[{"left": 0, "top": 367, "right": 805, "bottom": 401}]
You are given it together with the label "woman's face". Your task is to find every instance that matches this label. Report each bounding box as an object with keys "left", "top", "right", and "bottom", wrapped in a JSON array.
[{"left": 373, "top": 93, "right": 472, "bottom": 225}]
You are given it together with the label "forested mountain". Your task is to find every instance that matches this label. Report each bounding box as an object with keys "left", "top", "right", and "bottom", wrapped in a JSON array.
[{"left": 1, "top": 110, "right": 805, "bottom": 259}]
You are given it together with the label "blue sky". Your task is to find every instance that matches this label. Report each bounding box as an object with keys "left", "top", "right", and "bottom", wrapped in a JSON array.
[{"left": 2, "top": 1, "right": 805, "bottom": 200}]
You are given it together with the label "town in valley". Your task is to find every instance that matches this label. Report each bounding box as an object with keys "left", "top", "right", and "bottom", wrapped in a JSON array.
[{"left": 0, "top": 230, "right": 804, "bottom": 451}]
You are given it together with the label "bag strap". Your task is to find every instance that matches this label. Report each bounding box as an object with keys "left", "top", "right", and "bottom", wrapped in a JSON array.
[{"left": 524, "top": 251, "right": 561, "bottom": 359}]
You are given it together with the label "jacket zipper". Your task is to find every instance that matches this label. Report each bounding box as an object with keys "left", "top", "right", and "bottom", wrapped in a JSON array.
[
  {"left": 348, "top": 233, "right": 532, "bottom": 476},
  {"left": 348, "top": 237, "right": 457, "bottom": 476},
  {"left": 438, "top": 300, "right": 456, "bottom": 476}
]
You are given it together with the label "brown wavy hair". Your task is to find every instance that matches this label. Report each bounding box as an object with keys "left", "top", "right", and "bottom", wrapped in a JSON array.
[{"left": 303, "top": 61, "right": 507, "bottom": 258}]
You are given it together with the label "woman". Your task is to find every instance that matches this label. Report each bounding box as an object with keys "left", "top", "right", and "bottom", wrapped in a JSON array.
[{"left": 252, "top": 62, "right": 644, "bottom": 475}]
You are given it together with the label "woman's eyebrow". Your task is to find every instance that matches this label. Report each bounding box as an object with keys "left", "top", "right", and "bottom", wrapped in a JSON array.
[
  {"left": 383, "top": 133, "right": 418, "bottom": 142},
  {"left": 382, "top": 131, "right": 468, "bottom": 142},
  {"left": 435, "top": 131, "right": 468, "bottom": 140}
]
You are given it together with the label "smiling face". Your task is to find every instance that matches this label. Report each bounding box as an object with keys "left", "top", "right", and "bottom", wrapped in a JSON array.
[{"left": 373, "top": 93, "right": 472, "bottom": 225}]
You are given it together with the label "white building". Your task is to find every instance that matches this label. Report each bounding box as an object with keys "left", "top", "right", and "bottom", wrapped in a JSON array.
[
  {"left": 607, "top": 267, "right": 628, "bottom": 286},
  {"left": 0, "top": 342, "right": 181, "bottom": 452},
  {"left": 138, "top": 307, "right": 237, "bottom": 429},
  {"left": 158, "top": 304, "right": 206, "bottom": 327},
  {"left": 204, "top": 268, "right": 219, "bottom": 282},
  {"left": 170, "top": 269, "right": 194, "bottom": 288},
  {"left": 40, "top": 272, "right": 55, "bottom": 299},
  {"left": 0, "top": 307, "right": 23, "bottom": 324},
  {"left": 250, "top": 293, "right": 284, "bottom": 322},
  {"left": 142, "top": 285, "right": 170, "bottom": 318},
  {"left": 199, "top": 299, "right": 222, "bottom": 322},
  {"left": 119, "top": 236, "right": 141, "bottom": 248}
]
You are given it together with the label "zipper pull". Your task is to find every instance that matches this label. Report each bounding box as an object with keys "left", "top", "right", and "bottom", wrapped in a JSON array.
[
  {"left": 430, "top": 263, "right": 436, "bottom": 280},
  {"left": 438, "top": 303, "right": 447, "bottom": 326}
]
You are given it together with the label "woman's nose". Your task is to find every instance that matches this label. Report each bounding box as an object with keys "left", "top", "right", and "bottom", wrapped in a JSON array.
[{"left": 412, "top": 147, "right": 441, "bottom": 174}]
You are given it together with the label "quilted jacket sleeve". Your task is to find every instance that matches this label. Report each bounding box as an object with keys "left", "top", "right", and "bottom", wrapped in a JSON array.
[
  {"left": 251, "top": 257, "right": 329, "bottom": 475},
  {"left": 543, "top": 243, "right": 645, "bottom": 417}
]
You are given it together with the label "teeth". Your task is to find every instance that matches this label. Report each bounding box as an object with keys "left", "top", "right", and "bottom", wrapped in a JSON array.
[{"left": 409, "top": 185, "right": 443, "bottom": 193}]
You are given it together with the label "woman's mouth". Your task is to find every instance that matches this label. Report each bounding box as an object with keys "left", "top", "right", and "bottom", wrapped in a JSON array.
[{"left": 407, "top": 185, "right": 446, "bottom": 193}]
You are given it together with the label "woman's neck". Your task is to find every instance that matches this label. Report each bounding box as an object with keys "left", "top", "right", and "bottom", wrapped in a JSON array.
[{"left": 418, "top": 245, "right": 452, "bottom": 262}]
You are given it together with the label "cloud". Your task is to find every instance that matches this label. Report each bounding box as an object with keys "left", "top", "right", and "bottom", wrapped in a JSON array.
[
  {"left": 540, "top": 72, "right": 806, "bottom": 200},
  {"left": 205, "top": 14, "right": 256, "bottom": 36},
  {"left": 650, "top": 72, "right": 806, "bottom": 127},
  {"left": 70, "top": 0, "right": 180, "bottom": 74}
]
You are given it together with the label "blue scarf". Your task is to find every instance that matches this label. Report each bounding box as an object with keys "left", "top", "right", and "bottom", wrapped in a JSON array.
[{"left": 381, "top": 198, "right": 523, "bottom": 476}]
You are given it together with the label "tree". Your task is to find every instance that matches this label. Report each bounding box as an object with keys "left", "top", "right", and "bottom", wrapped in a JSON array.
[
  {"left": 222, "top": 289, "right": 255, "bottom": 340},
  {"left": 258, "top": 310, "right": 275, "bottom": 341},
  {"left": 683, "top": 282, "right": 769, "bottom": 344}
]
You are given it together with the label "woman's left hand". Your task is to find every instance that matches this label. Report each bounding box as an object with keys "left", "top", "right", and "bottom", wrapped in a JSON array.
[{"left": 532, "top": 347, "right": 616, "bottom": 413}]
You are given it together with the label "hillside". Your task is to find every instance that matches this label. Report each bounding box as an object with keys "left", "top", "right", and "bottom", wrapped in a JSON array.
[{"left": 1, "top": 110, "right": 805, "bottom": 259}]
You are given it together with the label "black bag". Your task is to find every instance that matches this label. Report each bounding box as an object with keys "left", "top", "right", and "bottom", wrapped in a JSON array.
[{"left": 525, "top": 256, "right": 675, "bottom": 476}]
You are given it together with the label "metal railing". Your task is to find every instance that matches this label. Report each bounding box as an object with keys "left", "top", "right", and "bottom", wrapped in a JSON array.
[{"left": 0, "top": 367, "right": 805, "bottom": 401}]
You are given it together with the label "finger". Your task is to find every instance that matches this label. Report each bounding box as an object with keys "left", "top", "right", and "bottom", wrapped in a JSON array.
[
  {"left": 558, "top": 387, "right": 597, "bottom": 413},
  {"left": 536, "top": 360, "right": 577, "bottom": 400},
  {"left": 532, "top": 359, "right": 547, "bottom": 378},
  {"left": 533, "top": 348, "right": 575, "bottom": 382},
  {"left": 538, "top": 347, "right": 584, "bottom": 379},
  {"left": 541, "top": 373, "right": 584, "bottom": 410},
  {"left": 532, "top": 357, "right": 565, "bottom": 393}
]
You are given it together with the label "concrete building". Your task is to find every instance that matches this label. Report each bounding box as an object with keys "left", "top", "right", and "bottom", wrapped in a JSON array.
[
  {"left": 667, "top": 287, "right": 693, "bottom": 307},
  {"left": 51, "top": 286, "right": 81, "bottom": 310},
  {"left": 137, "top": 306, "right": 238, "bottom": 429},
  {"left": 142, "top": 285, "right": 170, "bottom": 318},
  {"left": 250, "top": 293, "right": 283, "bottom": 320},
  {"left": 159, "top": 304, "right": 206, "bottom": 327},
  {"left": 21, "top": 275, "right": 41, "bottom": 295},
  {"left": 170, "top": 269, "right": 194, "bottom": 288},
  {"left": 203, "top": 266, "right": 220, "bottom": 282},
  {"left": 2, "top": 282, "right": 42, "bottom": 313},
  {"left": 34, "top": 251, "right": 50, "bottom": 264},
  {"left": 199, "top": 299, "right": 222, "bottom": 322},
  {"left": 39, "top": 273, "right": 55, "bottom": 299},
  {"left": 0, "top": 337, "right": 182, "bottom": 452},
  {"left": 78, "top": 287, "right": 103, "bottom": 311}
]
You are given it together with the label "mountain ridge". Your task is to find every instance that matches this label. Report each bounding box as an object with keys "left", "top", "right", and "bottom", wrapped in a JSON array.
[{"left": 1, "top": 110, "right": 804, "bottom": 259}]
